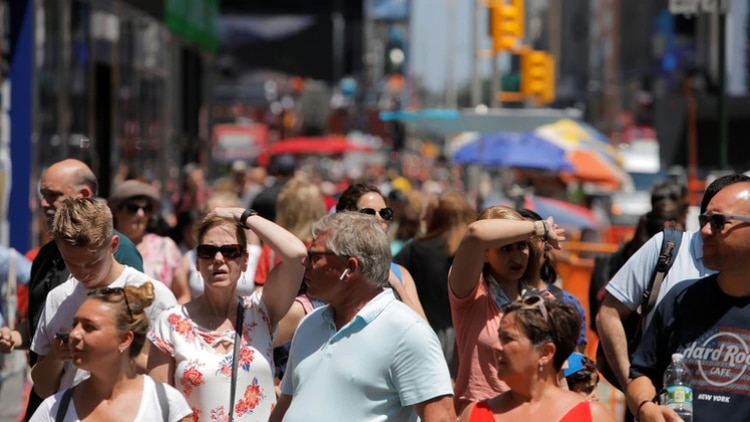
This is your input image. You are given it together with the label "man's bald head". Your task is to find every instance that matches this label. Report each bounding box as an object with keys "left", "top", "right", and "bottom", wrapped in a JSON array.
[
  {"left": 40, "top": 159, "right": 98, "bottom": 231},
  {"left": 44, "top": 159, "right": 98, "bottom": 196}
]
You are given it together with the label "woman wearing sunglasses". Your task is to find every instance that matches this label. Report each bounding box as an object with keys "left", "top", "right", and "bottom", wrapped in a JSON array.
[
  {"left": 448, "top": 205, "right": 565, "bottom": 414},
  {"left": 147, "top": 208, "right": 306, "bottom": 421},
  {"left": 458, "top": 298, "right": 615, "bottom": 422},
  {"left": 108, "top": 180, "right": 183, "bottom": 290},
  {"left": 30, "top": 282, "right": 192, "bottom": 421},
  {"left": 335, "top": 183, "right": 426, "bottom": 320}
]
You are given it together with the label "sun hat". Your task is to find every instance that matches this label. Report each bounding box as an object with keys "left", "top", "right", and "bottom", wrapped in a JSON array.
[{"left": 108, "top": 179, "right": 161, "bottom": 214}]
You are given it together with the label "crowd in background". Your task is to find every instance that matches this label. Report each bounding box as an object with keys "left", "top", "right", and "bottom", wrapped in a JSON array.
[{"left": 1, "top": 153, "right": 746, "bottom": 421}]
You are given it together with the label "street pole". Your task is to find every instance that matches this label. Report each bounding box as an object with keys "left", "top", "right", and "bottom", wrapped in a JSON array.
[
  {"left": 718, "top": 5, "right": 728, "bottom": 169},
  {"left": 445, "top": 0, "right": 458, "bottom": 108},
  {"left": 471, "top": 0, "right": 481, "bottom": 106},
  {"left": 491, "top": 52, "right": 499, "bottom": 107}
]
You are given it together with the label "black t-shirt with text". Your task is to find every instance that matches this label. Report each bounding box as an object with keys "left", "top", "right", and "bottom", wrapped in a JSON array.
[{"left": 631, "top": 274, "right": 750, "bottom": 421}]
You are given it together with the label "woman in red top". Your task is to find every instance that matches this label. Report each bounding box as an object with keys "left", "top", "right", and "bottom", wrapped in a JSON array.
[{"left": 459, "top": 298, "right": 615, "bottom": 422}]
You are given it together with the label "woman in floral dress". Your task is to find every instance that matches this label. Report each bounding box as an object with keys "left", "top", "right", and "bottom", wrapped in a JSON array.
[{"left": 147, "top": 207, "right": 306, "bottom": 421}]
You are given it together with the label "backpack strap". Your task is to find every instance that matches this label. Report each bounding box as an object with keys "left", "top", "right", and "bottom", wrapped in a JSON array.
[
  {"left": 55, "top": 387, "right": 76, "bottom": 422},
  {"left": 640, "top": 228, "right": 683, "bottom": 326},
  {"left": 155, "top": 381, "right": 169, "bottom": 422}
]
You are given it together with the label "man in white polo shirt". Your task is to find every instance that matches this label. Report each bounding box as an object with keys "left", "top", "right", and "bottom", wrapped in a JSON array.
[{"left": 270, "top": 212, "right": 455, "bottom": 422}]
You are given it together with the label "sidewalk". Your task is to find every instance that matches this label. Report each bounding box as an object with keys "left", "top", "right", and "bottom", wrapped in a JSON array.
[{"left": 0, "top": 366, "right": 26, "bottom": 422}]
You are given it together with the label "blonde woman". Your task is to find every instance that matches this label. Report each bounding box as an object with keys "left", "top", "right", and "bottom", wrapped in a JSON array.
[
  {"left": 31, "top": 283, "right": 191, "bottom": 421},
  {"left": 449, "top": 206, "right": 564, "bottom": 413}
]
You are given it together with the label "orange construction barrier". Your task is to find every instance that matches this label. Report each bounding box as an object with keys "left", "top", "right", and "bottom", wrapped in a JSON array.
[{"left": 555, "top": 239, "right": 626, "bottom": 421}]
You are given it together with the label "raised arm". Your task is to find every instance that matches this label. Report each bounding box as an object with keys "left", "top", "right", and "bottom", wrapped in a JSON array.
[
  {"left": 30, "top": 334, "right": 71, "bottom": 398},
  {"left": 448, "top": 217, "right": 563, "bottom": 299},
  {"left": 210, "top": 208, "right": 307, "bottom": 326}
]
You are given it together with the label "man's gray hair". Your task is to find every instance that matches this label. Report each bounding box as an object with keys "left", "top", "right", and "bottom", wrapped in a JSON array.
[{"left": 312, "top": 212, "right": 391, "bottom": 288}]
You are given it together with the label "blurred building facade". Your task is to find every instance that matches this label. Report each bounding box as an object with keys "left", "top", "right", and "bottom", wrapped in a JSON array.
[
  {"left": 3, "top": 0, "right": 217, "bottom": 252},
  {"left": 577, "top": 0, "right": 750, "bottom": 173}
]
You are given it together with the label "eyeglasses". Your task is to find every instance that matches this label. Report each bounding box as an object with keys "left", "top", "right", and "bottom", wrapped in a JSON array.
[
  {"left": 306, "top": 248, "right": 341, "bottom": 262},
  {"left": 698, "top": 213, "right": 750, "bottom": 232},
  {"left": 88, "top": 286, "right": 133, "bottom": 322},
  {"left": 123, "top": 202, "right": 153, "bottom": 215},
  {"left": 521, "top": 294, "right": 549, "bottom": 323},
  {"left": 196, "top": 244, "right": 245, "bottom": 260},
  {"left": 358, "top": 207, "right": 394, "bottom": 221}
]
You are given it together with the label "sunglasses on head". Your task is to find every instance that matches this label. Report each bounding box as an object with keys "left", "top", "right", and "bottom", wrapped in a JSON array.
[
  {"left": 698, "top": 213, "right": 750, "bottom": 232},
  {"left": 358, "top": 207, "right": 394, "bottom": 221},
  {"left": 123, "top": 202, "right": 153, "bottom": 215},
  {"left": 87, "top": 286, "right": 133, "bottom": 322},
  {"left": 520, "top": 294, "right": 549, "bottom": 323},
  {"left": 196, "top": 244, "right": 245, "bottom": 260}
]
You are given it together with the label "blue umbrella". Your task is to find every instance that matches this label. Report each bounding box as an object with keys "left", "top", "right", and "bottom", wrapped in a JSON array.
[{"left": 453, "top": 132, "right": 574, "bottom": 172}]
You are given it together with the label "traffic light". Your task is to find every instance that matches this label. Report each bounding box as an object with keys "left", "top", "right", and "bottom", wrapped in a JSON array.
[
  {"left": 489, "top": 0, "right": 524, "bottom": 53},
  {"left": 521, "top": 49, "right": 555, "bottom": 105},
  {"left": 385, "top": 27, "right": 405, "bottom": 75}
]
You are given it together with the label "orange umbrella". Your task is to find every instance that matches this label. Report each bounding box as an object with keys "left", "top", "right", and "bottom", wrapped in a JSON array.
[{"left": 535, "top": 119, "right": 628, "bottom": 189}]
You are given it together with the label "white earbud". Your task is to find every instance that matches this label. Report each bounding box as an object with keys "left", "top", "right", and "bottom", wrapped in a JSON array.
[{"left": 339, "top": 268, "right": 350, "bottom": 281}]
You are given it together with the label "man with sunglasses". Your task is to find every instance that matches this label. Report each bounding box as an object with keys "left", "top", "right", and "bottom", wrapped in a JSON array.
[
  {"left": 596, "top": 175, "right": 750, "bottom": 402},
  {"left": 599, "top": 175, "right": 750, "bottom": 420},
  {"left": 21, "top": 198, "right": 176, "bottom": 407},
  {"left": 613, "top": 176, "right": 750, "bottom": 422},
  {"left": 0, "top": 159, "right": 145, "bottom": 420},
  {"left": 270, "top": 212, "right": 455, "bottom": 422}
]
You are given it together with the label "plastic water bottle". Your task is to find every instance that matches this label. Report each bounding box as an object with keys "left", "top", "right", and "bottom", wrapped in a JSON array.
[{"left": 663, "top": 353, "right": 693, "bottom": 422}]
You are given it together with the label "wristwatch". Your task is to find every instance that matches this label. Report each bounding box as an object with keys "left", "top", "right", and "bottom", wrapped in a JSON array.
[{"left": 239, "top": 209, "right": 258, "bottom": 229}]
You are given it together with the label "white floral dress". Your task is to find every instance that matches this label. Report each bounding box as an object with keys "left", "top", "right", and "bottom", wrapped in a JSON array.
[{"left": 148, "top": 292, "right": 275, "bottom": 421}]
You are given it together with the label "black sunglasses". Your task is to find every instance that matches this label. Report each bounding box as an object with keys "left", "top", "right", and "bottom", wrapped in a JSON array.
[
  {"left": 196, "top": 244, "right": 245, "bottom": 260},
  {"left": 88, "top": 286, "right": 133, "bottom": 322},
  {"left": 698, "top": 213, "right": 750, "bottom": 232},
  {"left": 358, "top": 207, "right": 394, "bottom": 221},
  {"left": 123, "top": 202, "right": 153, "bottom": 215}
]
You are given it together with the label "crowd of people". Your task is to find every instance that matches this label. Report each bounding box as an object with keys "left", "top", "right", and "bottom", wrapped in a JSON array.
[{"left": 1, "top": 155, "right": 750, "bottom": 421}]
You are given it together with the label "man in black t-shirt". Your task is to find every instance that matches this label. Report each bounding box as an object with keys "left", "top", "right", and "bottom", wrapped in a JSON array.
[{"left": 628, "top": 180, "right": 750, "bottom": 422}]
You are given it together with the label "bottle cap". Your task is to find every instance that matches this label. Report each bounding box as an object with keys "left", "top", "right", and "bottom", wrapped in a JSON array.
[{"left": 672, "top": 353, "right": 684, "bottom": 361}]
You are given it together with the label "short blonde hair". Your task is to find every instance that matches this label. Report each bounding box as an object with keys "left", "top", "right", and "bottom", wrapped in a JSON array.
[{"left": 53, "top": 198, "right": 114, "bottom": 250}]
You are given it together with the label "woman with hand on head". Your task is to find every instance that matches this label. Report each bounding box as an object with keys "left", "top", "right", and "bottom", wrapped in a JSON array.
[
  {"left": 30, "top": 282, "right": 192, "bottom": 422},
  {"left": 458, "top": 298, "right": 615, "bottom": 422},
  {"left": 170, "top": 192, "right": 261, "bottom": 304},
  {"left": 448, "top": 205, "right": 565, "bottom": 414},
  {"left": 147, "top": 208, "right": 306, "bottom": 421},
  {"left": 336, "top": 183, "right": 427, "bottom": 320}
]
